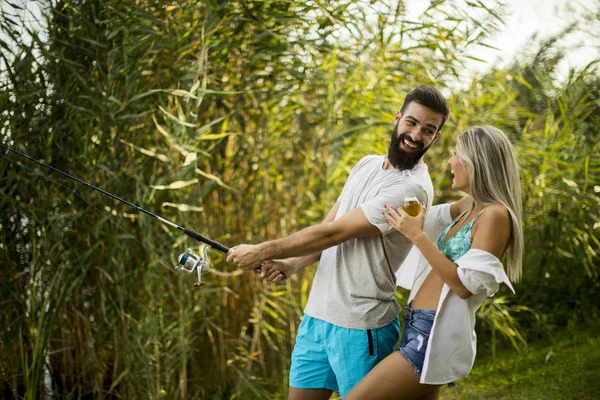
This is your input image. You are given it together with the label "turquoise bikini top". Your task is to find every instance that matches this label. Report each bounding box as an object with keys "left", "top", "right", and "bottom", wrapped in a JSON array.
[{"left": 437, "top": 210, "right": 485, "bottom": 262}]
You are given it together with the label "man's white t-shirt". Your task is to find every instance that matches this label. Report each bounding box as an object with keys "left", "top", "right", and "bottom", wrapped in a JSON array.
[{"left": 303, "top": 155, "right": 434, "bottom": 329}]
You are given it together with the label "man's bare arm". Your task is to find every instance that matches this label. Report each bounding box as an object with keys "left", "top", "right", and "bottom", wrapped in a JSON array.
[
  {"left": 260, "top": 206, "right": 379, "bottom": 259},
  {"left": 258, "top": 202, "right": 341, "bottom": 277},
  {"left": 227, "top": 205, "right": 380, "bottom": 270}
]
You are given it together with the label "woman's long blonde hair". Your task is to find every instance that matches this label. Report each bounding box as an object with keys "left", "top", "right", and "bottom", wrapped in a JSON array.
[{"left": 455, "top": 126, "right": 524, "bottom": 282}]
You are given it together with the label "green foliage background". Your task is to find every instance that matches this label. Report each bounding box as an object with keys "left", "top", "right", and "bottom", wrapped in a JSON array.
[{"left": 0, "top": 0, "right": 598, "bottom": 398}]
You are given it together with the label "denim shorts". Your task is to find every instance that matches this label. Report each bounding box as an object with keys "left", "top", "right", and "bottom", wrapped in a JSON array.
[{"left": 397, "top": 304, "right": 436, "bottom": 376}]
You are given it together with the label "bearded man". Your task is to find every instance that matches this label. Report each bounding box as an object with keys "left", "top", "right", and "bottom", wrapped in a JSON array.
[{"left": 227, "top": 85, "right": 450, "bottom": 400}]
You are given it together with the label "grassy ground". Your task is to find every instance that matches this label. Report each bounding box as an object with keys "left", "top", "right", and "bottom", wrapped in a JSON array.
[
  {"left": 279, "top": 322, "right": 600, "bottom": 400},
  {"left": 439, "top": 323, "right": 600, "bottom": 400}
]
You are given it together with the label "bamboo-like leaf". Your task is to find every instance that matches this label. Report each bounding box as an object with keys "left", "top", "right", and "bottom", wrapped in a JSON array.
[
  {"left": 153, "top": 115, "right": 190, "bottom": 157},
  {"left": 151, "top": 179, "right": 198, "bottom": 190},
  {"left": 107, "top": 368, "right": 130, "bottom": 394},
  {"left": 200, "top": 133, "right": 232, "bottom": 140},
  {"left": 195, "top": 168, "right": 237, "bottom": 192},
  {"left": 161, "top": 202, "right": 204, "bottom": 212},
  {"left": 182, "top": 152, "right": 196, "bottom": 166},
  {"left": 158, "top": 105, "right": 196, "bottom": 128},
  {"left": 121, "top": 139, "right": 170, "bottom": 162},
  {"left": 514, "top": 75, "right": 533, "bottom": 89}
]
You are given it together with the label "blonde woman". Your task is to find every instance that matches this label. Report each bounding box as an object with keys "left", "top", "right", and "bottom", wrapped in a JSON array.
[{"left": 346, "top": 126, "right": 524, "bottom": 400}]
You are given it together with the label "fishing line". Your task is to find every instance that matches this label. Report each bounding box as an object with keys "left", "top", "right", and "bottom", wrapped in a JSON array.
[
  {"left": 0, "top": 144, "right": 228, "bottom": 249},
  {"left": 0, "top": 143, "right": 232, "bottom": 286},
  {"left": 0, "top": 150, "right": 175, "bottom": 271}
]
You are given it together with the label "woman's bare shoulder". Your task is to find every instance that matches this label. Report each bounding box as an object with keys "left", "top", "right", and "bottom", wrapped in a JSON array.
[
  {"left": 479, "top": 203, "right": 510, "bottom": 225},
  {"left": 472, "top": 203, "right": 511, "bottom": 257}
]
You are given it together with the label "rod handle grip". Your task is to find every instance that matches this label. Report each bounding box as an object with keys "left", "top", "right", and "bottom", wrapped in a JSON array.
[{"left": 183, "top": 228, "right": 230, "bottom": 254}]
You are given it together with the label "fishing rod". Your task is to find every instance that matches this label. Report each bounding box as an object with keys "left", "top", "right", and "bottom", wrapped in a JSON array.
[{"left": 0, "top": 142, "right": 230, "bottom": 287}]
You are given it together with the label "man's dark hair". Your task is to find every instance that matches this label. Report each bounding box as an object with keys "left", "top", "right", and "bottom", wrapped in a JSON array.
[{"left": 399, "top": 85, "right": 450, "bottom": 132}]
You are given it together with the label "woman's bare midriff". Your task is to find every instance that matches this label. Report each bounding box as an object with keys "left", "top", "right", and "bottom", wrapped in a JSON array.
[{"left": 410, "top": 272, "right": 445, "bottom": 310}]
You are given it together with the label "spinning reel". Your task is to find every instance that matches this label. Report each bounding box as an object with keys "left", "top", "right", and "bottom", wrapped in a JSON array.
[{"left": 177, "top": 245, "right": 211, "bottom": 287}]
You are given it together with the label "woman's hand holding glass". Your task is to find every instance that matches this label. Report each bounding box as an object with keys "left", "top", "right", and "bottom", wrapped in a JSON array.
[{"left": 384, "top": 202, "right": 426, "bottom": 242}]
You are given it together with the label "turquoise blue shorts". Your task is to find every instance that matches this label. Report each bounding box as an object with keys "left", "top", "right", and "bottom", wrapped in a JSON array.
[{"left": 289, "top": 315, "right": 400, "bottom": 398}]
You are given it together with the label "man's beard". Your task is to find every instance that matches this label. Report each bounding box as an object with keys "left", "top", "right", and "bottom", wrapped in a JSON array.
[{"left": 387, "top": 127, "right": 431, "bottom": 170}]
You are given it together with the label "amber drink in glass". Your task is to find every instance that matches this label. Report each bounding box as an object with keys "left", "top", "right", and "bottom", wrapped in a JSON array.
[{"left": 401, "top": 170, "right": 421, "bottom": 217}]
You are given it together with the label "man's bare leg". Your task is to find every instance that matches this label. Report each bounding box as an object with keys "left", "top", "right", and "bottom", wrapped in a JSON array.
[{"left": 288, "top": 387, "right": 333, "bottom": 400}]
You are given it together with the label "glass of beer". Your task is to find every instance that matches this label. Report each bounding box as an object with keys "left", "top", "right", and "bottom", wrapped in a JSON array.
[
  {"left": 401, "top": 170, "right": 421, "bottom": 217},
  {"left": 402, "top": 197, "right": 421, "bottom": 217}
]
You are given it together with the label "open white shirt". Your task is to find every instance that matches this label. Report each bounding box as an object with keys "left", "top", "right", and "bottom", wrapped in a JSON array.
[{"left": 396, "top": 204, "right": 515, "bottom": 384}]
